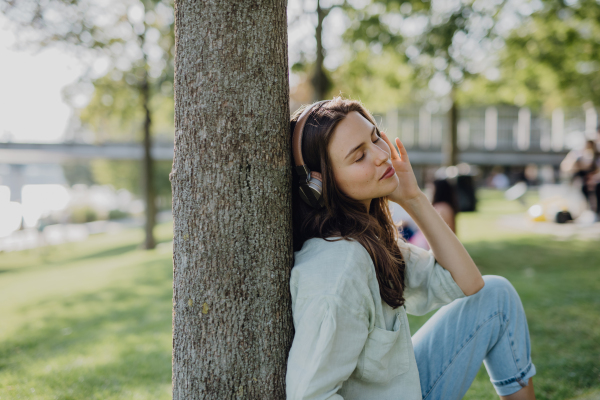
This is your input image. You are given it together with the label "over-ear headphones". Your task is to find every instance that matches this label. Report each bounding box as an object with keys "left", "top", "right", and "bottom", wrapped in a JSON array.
[{"left": 292, "top": 100, "right": 330, "bottom": 208}]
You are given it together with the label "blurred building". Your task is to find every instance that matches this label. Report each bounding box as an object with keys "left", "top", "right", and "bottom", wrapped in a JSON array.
[{"left": 379, "top": 104, "right": 597, "bottom": 186}]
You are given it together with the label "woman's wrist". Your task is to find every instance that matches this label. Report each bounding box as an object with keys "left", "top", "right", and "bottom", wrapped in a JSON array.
[{"left": 396, "top": 191, "right": 429, "bottom": 213}]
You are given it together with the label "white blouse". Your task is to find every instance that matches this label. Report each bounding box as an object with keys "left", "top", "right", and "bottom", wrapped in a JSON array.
[{"left": 286, "top": 237, "right": 466, "bottom": 400}]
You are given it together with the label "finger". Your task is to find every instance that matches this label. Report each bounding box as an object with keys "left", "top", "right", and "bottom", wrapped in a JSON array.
[
  {"left": 395, "top": 138, "right": 410, "bottom": 163},
  {"left": 380, "top": 132, "right": 401, "bottom": 160}
]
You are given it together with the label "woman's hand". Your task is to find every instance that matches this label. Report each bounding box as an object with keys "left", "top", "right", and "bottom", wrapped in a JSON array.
[
  {"left": 379, "top": 132, "right": 422, "bottom": 206},
  {"left": 380, "top": 132, "right": 484, "bottom": 296}
]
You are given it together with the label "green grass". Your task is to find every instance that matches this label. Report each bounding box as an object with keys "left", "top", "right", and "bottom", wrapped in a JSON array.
[
  {"left": 409, "top": 190, "right": 600, "bottom": 400},
  {"left": 0, "top": 190, "right": 599, "bottom": 399},
  {"left": 0, "top": 224, "right": 174, "bottom": 400}
]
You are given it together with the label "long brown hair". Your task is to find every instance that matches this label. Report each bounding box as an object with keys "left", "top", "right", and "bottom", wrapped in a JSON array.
[{"left": 291, "top": 97, "right": 406, "bottom": 308}]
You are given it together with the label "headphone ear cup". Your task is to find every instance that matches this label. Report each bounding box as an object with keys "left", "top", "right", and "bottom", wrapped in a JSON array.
[
  {"left": 299, "top": 171, "right": 324, "bottom": 208},
  {"left": 309, "top": 171, "right": 323, "bottom": 184}
]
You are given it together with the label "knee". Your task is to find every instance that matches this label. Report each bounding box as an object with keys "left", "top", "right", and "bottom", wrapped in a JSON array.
[{"left": 480, "top": 275, "right": 519, "bottom": 303}]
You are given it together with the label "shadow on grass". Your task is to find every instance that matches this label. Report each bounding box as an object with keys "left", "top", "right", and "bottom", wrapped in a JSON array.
[
  {"left": 0, "top": 236, "right": 173, "bottom": 277},
  {"left": 67, "top": 243, "right": 141, "bottom": 264},
  {"left": 60, "top": 236, "right": 173, "bottom": 265},
  {"left": 0, "top": 258, "right": 173, "bottom": 399},
  {"left": 68, "top": 238, "right": 173, "bottom": 266}
]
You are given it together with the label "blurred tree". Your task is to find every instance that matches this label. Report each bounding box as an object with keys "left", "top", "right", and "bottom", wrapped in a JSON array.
[
  {"left": 62, "top": 161, "right": 95, "bottom": 186},
  {"left": 342, "top": 0, "right": 507, "bottom": 165},
  {"left": 0, "top": 0, "right": 175, "bottom": 249},
  {"left": 172, "top": 0, "right": 292, "bottom": 398},
  {"left": 290, "top": 0, "right": 341, "bottom": 101},
  {"left": 312, "top": 0, "right": 334, "bottom": 100},
  {"left": 484, "top": 0, "right": 600, "bottom": 110},
  {"left": 332, "top": 43, "right": 417, "bottom": 112}
]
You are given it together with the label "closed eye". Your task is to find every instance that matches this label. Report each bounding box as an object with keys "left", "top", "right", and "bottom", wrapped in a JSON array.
[{"left": 355, "top": 129, "right": 382, "bottom": 162}]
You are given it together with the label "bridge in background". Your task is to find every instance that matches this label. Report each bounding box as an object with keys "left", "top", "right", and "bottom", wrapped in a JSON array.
[
  {"left": 0, "top": 142, "right": 175, "bottom": 164},
  {"left": 0, "top": 141, "right": 568, "bottom": 166},
  {"left": 3, "top": 103, "right": 595, "bottom": 166}
]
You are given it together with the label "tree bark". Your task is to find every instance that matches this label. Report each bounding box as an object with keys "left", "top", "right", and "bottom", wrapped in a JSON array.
[
  {"left": 141, "top": 67, "right": 157, "bottom": 250},
  {"left": 171, "top": 1, "right": 292, "bottom": 399}
]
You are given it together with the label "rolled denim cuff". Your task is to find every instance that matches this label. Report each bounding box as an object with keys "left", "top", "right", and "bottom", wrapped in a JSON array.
[{"left": 490, "top": 362, "right": 537, "bottom": 396}]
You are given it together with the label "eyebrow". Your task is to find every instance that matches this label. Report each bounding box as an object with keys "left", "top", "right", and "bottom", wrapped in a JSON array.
[{"left": 344, "top": 126, "right": 377, "bottom": 160}]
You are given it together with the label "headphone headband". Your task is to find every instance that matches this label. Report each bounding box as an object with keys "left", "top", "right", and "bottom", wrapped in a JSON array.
[
  {"left": 291, "top": 100, "right": 329, "bottom": 208},
  {"left": 292, "top": 101, "right": 329, "bottom": 176}
]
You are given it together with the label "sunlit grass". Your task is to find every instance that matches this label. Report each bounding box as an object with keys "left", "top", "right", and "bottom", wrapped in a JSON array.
[
  {"left": 408, "top": 189, "right": 600, "bottom": 400},
  {"left": 0, "top": 223, "right": 173, "bottom": 400},
  {"left": 0, "top": 190, "right": 598, "bottom": 399}
]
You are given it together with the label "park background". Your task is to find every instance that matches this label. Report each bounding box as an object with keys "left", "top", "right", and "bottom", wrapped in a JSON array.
[{"left": 0, "top": 0, "right": 599, "bottom": 399}]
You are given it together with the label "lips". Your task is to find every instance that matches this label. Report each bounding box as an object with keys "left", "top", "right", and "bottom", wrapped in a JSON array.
[{"left": 380, "top": 166, "right": 395, "bottom": 180}]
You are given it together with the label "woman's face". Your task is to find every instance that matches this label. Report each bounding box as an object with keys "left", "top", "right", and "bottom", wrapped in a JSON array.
[{"left": 328, "top": 111, "right": 399, "bottom": 209}]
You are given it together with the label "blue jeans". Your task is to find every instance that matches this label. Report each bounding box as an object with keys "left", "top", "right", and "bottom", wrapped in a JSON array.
[{"left": 413, "top": 275, "right": 536, "bottom": 399}]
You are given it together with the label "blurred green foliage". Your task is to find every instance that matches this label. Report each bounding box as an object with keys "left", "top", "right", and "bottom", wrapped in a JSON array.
[
  {"left": 490, "top": 0, "right": 600, "bottom": 110},
  {"left": 334, "top": 0, "right": 505, "bottom": 111},
  {"left": 70, "top": 206, "right": 99, "bottom": 224},
  {"left": 306, "top": 0, "right": 600, "bottom": 115},
  {"left": 91, "top": 159, "right": 172, "bottom": 210},
  {"left": 79, "top": 62, "right": 175, "bottom": 143},
  {"left": 107, "top": 209, "right": 131, "bottom": 220},
  {"left": 333, "top": 49, "right": 416, "bottom": 112},
  {"left": 62, "top": 161, "right": 96, "bottom": 186},
  {"left": 0, "top": 0, "right": 175, "bottom": 133}
]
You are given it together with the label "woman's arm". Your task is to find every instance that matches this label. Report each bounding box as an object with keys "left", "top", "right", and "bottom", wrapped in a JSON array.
[
  {"left": 380, "top": 133, "right": 484, "bottom": 296},
  {"left": 433, "top": 202, "right": 456, "bottom": 233},
  {"left": 402, "top": 192, "right": 483, "bottom": 295}
]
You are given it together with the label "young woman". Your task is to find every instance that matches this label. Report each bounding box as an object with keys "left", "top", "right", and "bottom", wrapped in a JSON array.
[{"left": 286, "top": 98, "right": 536, "bottom": 400}]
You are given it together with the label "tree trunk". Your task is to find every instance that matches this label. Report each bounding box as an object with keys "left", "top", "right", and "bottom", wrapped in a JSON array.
[
  {"left": 140, "top": 26, "right": 156, "bottom": 251},
  {"left": 171, "top": 1, "right": 292, "bottom": 399},
  {"left": 141, "top": 67, "right": 157, "bottom": 250},
  {"left": 311, "top": 0, "right": 331, "bottom": 100},
  {"left": 444, "top": 90, "right": 459, "bottom": 166}
]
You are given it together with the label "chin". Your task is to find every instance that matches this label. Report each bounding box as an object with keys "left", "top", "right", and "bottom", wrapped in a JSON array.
[{"left": 382, "top": 176, "right": 399, "bottom": 195}]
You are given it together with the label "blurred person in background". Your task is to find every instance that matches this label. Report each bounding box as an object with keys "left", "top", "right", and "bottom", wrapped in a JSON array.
[
  {"left": 584, "top": 132, "right": 600, "bottom": 218},
  {"left": 389, "top": 200, "right": 419, "bottom": 241},
  {"left": 409, "top": 179, "right": 460, "bottom": 250},
  {"left": 432, "top": 179, "right": 460, "bottom": 234},
  {"left": 561, "top": 137, "right": 600, "bottom": 217},
  {"left": 488, "top": 166, "right": 510, "bottom": 189}
]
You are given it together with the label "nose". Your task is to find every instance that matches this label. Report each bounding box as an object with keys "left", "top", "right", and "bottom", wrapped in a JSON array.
[{"left": 373, "top": 142, "right": 390, "bottom": 165}]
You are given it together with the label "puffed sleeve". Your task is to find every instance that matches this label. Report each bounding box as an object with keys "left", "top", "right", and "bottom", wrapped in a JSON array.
[
  {"left": 286, "top": 296, "right": 369, "bottom": 400},
  {"left": 400, "top": 240, "right": 466, "bottom": 316}
]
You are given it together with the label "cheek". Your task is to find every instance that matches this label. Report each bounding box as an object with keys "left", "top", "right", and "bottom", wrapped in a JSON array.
[{"left": 335, "top": 166, "right": 377, "bottom": 196}]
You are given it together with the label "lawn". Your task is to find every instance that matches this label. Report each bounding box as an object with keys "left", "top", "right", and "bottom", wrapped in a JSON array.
[
  {"left": 411, "top": 190, "right": 600, "bottom": 400},
  {"left": 0, "top": 190, "right": 599, "bottom": 399}
]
